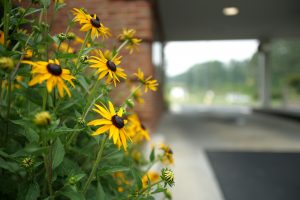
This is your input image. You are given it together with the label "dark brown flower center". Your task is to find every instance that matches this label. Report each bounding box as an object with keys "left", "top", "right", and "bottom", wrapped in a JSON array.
[
  {"left": 141, "top": 123, "right": 146, "bottom": 130},
  {"left": 168, "top": 148, "right": 173, "bottom": 154},
  {"left": 47, "top": 63, "right": 62, "bottom": 76},
  {"left": 112, "top": 115, "right": 125, "bottom": 129},
  {"left": 90, "top": 14, "right": 101, "bottom": 28},
  {"left": 106, "top": 60, "right": 117, "bottom": 72}
]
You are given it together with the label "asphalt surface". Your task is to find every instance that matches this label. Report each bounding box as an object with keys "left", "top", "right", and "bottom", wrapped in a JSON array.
[{"left": 154, "top": 105, "right": 300, "bottom": 200}]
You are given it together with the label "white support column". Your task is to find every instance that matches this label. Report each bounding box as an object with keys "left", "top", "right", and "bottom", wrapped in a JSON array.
[{"left": 258, "top": 40, "right": 271, "bottom": 108}]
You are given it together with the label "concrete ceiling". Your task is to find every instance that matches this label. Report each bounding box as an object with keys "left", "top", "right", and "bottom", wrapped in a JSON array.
[{"left": 156, "top": 0, "right": 300, "bottom": 41}]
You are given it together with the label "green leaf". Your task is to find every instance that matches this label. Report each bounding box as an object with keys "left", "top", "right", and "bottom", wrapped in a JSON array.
[
  {"left": 40, "top": 0, "right": 51, "bottom": 7},
  {"left": 25, "top": 181, "right": 40, "bottom": 200},
  {"left": 52, "top": 138, "right": 65, "bottom": 169},
  {"left": 99, "top": 166, "right": 130, "bottom": 176},
  {"left": 23, "top": 128, "right": 39, "bottom": 143},
  {"left": 96, "top": 182, "right": 106, "bottom": 200},
  {"left": 60, "top": 186, "right": 85, "bottom": 200},
  {"left": 132, "top": 169, "right": 143, "bottom": 190},
  {"left": 150, "top": 148, "right": 155, "bottom": 162},
  {"left": 56, "top": 53, "right": 77, "bottom": 59}
]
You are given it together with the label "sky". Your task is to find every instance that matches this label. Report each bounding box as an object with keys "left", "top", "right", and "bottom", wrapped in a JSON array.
[{"left": 153, "top": 40, "right": 259, "bottom": 77}]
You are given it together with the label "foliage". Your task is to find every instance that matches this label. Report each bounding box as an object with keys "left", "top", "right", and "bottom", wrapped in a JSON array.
[{"left": 0, "top": 1, "right": 173, "bottom": 199}]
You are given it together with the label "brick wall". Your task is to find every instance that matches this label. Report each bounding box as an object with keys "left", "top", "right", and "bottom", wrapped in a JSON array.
[{"left": 52, "top": 0, "right": 163, "bottom": 130}]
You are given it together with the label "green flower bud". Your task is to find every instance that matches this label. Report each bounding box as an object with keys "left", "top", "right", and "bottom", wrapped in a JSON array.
[
  {"left": 67, "top": 32, "right": 76, "bottom": 40},
  {"left": 125, "top": 98, "right": 134, "bottom": 108},
  {"left": 80, "top": 55, "right": 89, "bottom": 64},
  {"left": 161, "top": 168, "right": 175, "bottom": 187},
  {"left": 0, "top": 57, "right": 14, "bottom": 72},
  {"left": 57, "top": 33, "right": 67, "bottom": 41},
  {"left": 68, "top": 176, "right": 77, "bottom": 185},
  {"left": 22, "top": 156, "right": 34, "bottom": 168}
]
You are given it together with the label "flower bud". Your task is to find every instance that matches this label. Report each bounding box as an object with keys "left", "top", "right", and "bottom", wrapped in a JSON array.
[
  {"left": 164, "top": 189, "right": 172, "bottom": 200},
  {"left": 161, "top": 168, "right": 175, "bottom": 187},
  {"left": 67, "top": 32, "right": 76, "bottom": 40},
  {"left": 22, "top": 156, "right": 34, "bottom": 168},
  {"left": 125, "top": 98, "right": 134, "bottom": 108},
  {"left": 80, "top": 55, "right": 89, "bottom": 64},
  {"left": 0, "top": 57, "right": 14, "bottom": 72},
  {"left": 57, "top": 33, "right": 67, "bottom": 41},
  {"left": 34, "top": 111, "right": 51, "bottom": 126},
  {"left": 68, "top": 176, "right": 77, "bottom": 185}
]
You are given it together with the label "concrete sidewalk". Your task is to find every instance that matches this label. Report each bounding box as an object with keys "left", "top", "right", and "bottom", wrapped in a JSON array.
[{"left": 154, "top": 105, "right": 300, "bottom": 200}]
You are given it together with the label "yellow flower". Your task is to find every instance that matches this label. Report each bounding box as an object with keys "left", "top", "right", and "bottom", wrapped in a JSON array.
[
  {"left": 118, "top": 29, "right": 142, "bottom": 54},
  {"left": 72, "top": 8, "right": 111, "bottom": 39},
  {"left": 134, "top": 68, "right": 159, "bottom": 92},
  {"left": 128, "top": 114, "right": 150, "bottom": 143},
  {"left": 34, "top": 111, "right": 51, "bottom": 126},
  {"left": 142, "top": 171, "right": 160, "bottom": 188},
  {"left": 24, "top": 49, "right": 33, "bottom": 60},
  {"left": 87, "top": 101, "right": 131, "bottom": 151},
  {"left": 88, "top": 50, "right": 127, "bottom": 87},
  {"left": 22, "top": 59, "right": 75, "bottom": 97},
  {"left": 160, "top": 144, "right": 174, "bottom": 165},
  {"left": 0, "top": 31, "right": 4, "bottom": 46}
]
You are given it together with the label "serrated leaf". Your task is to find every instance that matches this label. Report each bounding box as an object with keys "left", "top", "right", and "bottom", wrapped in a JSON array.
[
  {"left": 25, "top": 181, "right": 40, "bottom": 200},
  {"left": 60, "top": 187, "right": 85, "bottom": 200},
  {"left": 52, "top": 138, "right": 65, "bottom": 169},
  {"left": 96, "top": 182, "right": 106, "bottom": 200}
]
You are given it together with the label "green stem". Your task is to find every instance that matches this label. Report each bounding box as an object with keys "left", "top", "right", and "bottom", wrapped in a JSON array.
[
  {"left": 139, "top": 180, "right": 164, "bottom": 195},
  {"left": 82, "top": 93, "right": 103, "bottom": 120},
  {"left": 112, "top": 40, "right": 129, "bottom": 60},
  {"left": 76, "top": 31, "right": 90, "bottom": 68},
  {"left": 6, "top": 74, "right": 12, "bottom": 136},
  {"left": 57, "top": 25, "right": 71, "bottom": 52},
  {"left": 65, "top": 83, "right": 102, "bottom": 148},
  {"left": 0, "top": 77, "right": 2, "bottom": 104},
  {"left": 82, "top": 134, "right": 108, "bottom": 194},
  {"left": 3, "top": 0, "right": 11, "bottom": 47},
  {"left": 43, "top": 146, "right": 54, "bottom": 198},
  {"left": 122, "top": 84, "right": 142, "bottom": 107},
  {"left": 42, "top": 88, "right": 48, "bottom": 110}
]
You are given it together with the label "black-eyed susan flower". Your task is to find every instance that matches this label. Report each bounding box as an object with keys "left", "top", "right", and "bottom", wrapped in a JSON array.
[
  {"left": 128, "top": 114, "right": 150, "bottom": 143},
  {"left": 134, "top": 68, "right": 158, "bottom": 92},
  {"left": 161, "top": 168, "right": 175, "bottom": 187},
  {"left": 118, "top": 29, "right": 142, "bottom": 54},
  {"left": 88, "top": 50, "right": 127, "bottom": 86},
  {"left": 160, "top": 144, "right": 174, "bottom": 165},
  {"left": 72, "top": 8, "right": 111, "bottom": 39},
  {"left": 0, "top": 31, "right": 4, "bottom": 46},
  {"left": 87, "top": 101, "right": 131, "bottom": 151},
  {"left": 142, "top": 171, "right": 160, "bottom": 188},
  {"left": 34, "top": 111, "right": 51, "bottom": 126},
  {"left": 22, "top": 59, "right": 75, "bottom": 97}
]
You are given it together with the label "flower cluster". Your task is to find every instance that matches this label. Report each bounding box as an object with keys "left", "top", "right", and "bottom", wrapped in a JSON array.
[{"left": 0, "top": 1, "right": 173, "bottom": 200}]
